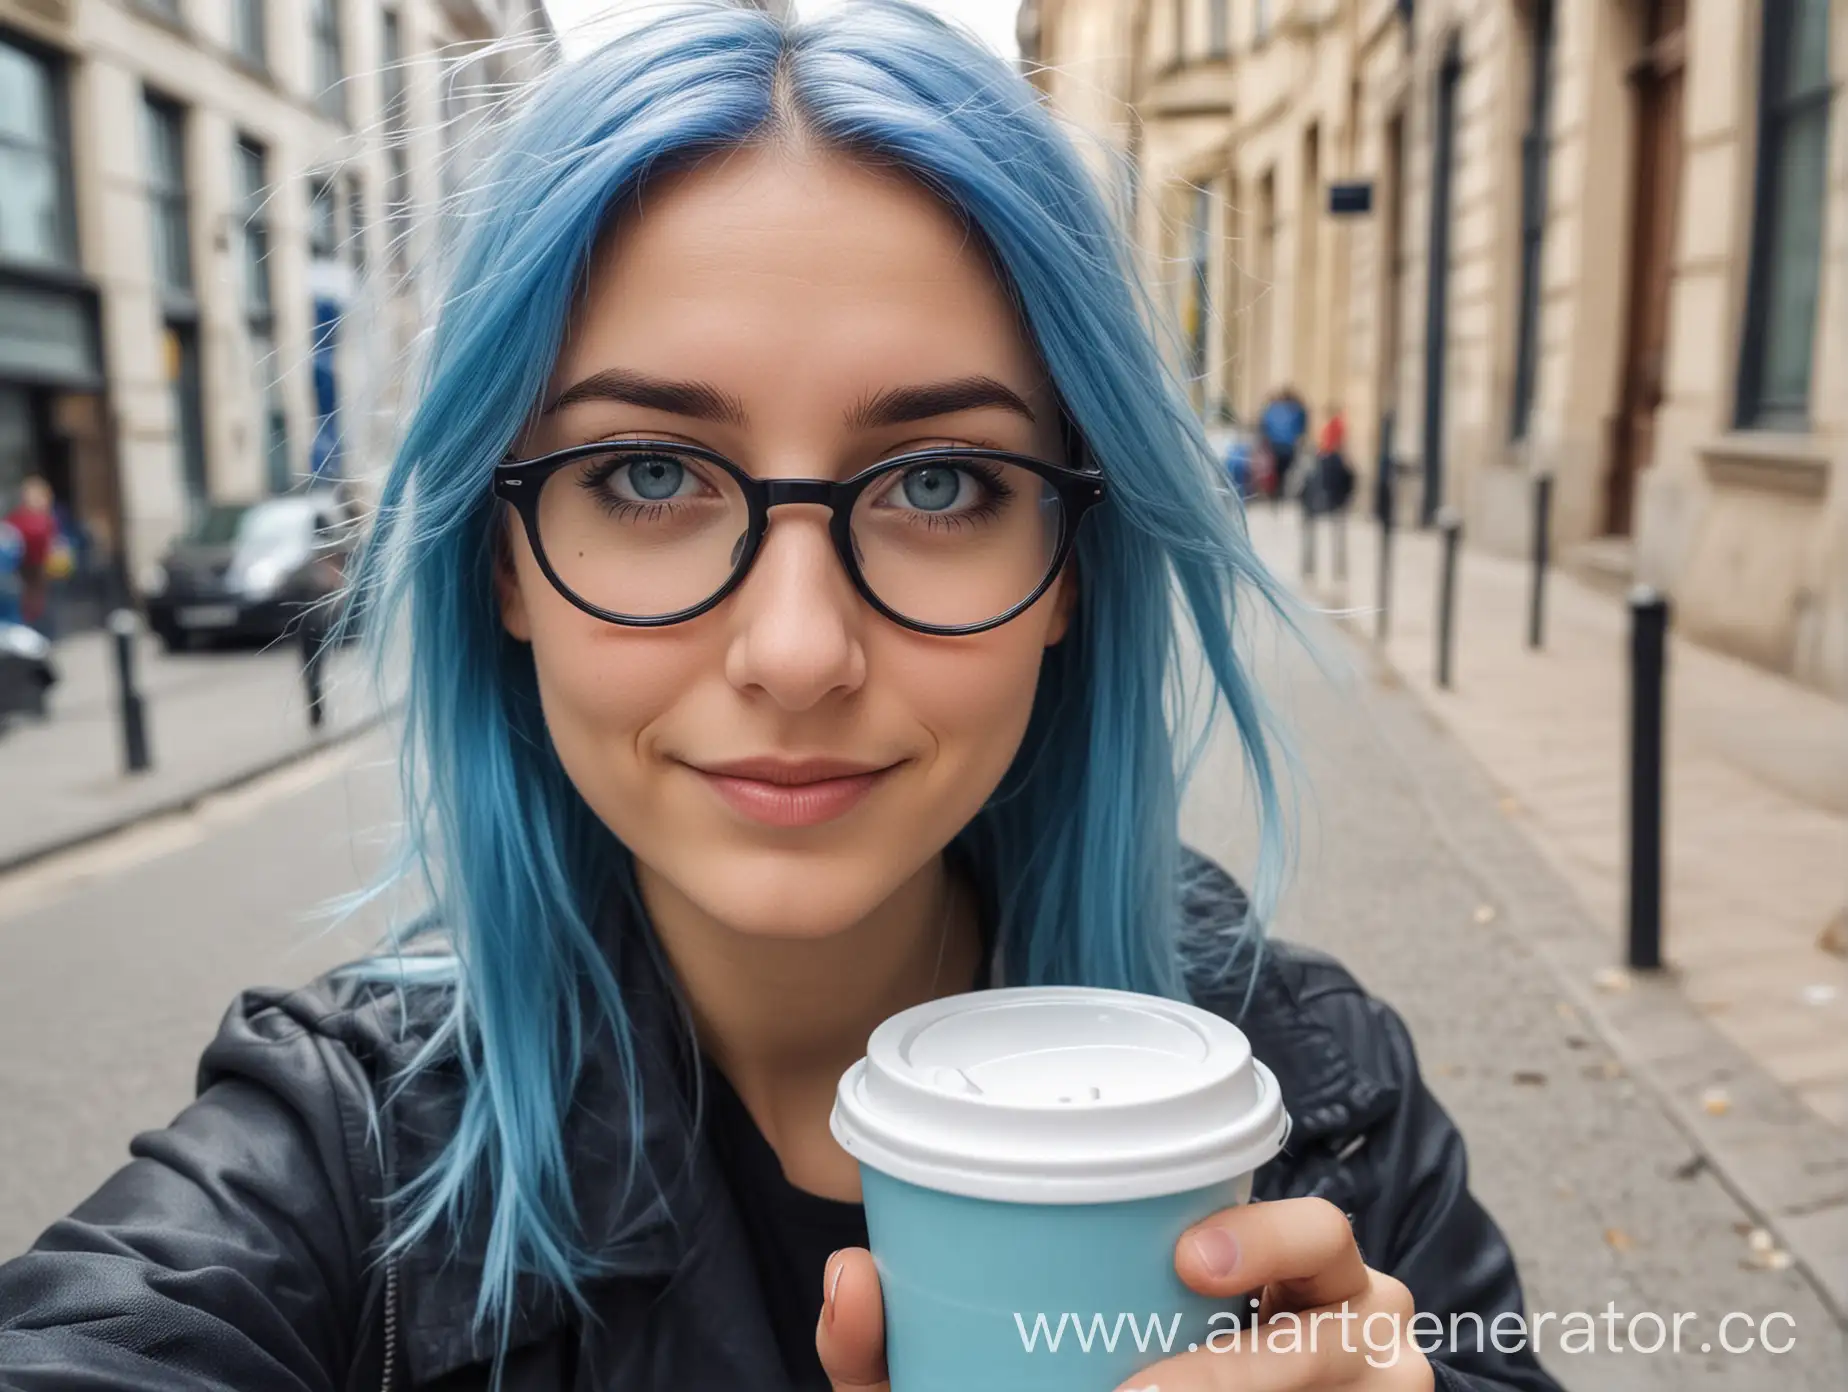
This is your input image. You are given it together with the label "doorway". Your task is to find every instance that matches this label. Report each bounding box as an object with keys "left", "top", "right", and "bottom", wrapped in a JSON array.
[
  {"left": 1420, "top": 37, "right": 1461, "bottom": 525},
  {"left": 1607, "top": 0, "right": 1686, "bottom": 535}
]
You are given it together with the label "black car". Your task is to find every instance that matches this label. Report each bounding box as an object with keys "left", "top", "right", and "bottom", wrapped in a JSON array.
[{"left": 142, "top": 494, "right": 358, "bottom": 652}]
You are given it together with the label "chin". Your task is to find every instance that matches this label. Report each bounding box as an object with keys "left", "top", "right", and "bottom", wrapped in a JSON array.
[{"left": 655, "top": 837, "right": 927, "bottom": 941}]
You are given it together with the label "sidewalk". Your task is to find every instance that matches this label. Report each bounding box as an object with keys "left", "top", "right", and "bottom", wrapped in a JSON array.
[
  {"left": 1249, "top": 504, "right": 1848, "bottom": 1127},
  {"left": 1241, "top": 503, "right": 1848, "bottom": 1321},
  {"left": 0, "top": 630, "right": 377, "bottom": 872}
]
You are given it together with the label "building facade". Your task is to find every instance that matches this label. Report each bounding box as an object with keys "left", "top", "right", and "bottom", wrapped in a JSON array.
[
  {"left": 0, "top": 0, "right": 552, "bottom": 601},
  {"left": 1023, "top": 0, "right": 1848, "bottom": 699}
]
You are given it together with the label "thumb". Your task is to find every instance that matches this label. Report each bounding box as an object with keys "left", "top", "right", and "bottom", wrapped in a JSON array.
[{"left": 816, "top": 1247, "right": 888, "bottom": 1391}]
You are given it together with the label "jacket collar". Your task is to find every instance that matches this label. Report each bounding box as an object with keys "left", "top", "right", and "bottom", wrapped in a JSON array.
[{"left": 390, "top": 849, "right": 1399, "bottom": 1382}]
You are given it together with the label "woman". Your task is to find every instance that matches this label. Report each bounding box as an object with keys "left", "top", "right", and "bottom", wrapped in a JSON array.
[{"left": 0, "top": 6, "right": 1563, "bottom": 1391}]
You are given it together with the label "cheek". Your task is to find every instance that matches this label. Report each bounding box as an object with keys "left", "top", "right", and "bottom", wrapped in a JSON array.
[{"left": 515, "top": 552, "right": 708, "bottom": 813}]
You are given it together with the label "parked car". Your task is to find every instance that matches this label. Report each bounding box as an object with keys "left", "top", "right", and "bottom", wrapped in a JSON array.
[
  {"left": 142, "top": 493, "right": 358, "bottom": 653},
  {"left": 0, "top": 620, "right": 56, "bottom": 726}
]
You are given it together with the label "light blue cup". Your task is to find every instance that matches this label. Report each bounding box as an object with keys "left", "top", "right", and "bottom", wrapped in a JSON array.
[{"left": 832, "top": 987, "right": 1289, "bottom": 1392}]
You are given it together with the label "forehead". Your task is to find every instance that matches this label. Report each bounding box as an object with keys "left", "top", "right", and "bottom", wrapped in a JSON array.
[{"left": 556, "top": 145, "right": 1045, "bottom": 403}]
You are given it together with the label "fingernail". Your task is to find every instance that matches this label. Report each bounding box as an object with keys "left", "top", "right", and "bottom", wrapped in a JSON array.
[
  {"left": 1186, "top": 1226, "right": 1239, "bottom": 1278},
  {"left": 824, "top": 1251, "right": 845, "bottom": 1326}
]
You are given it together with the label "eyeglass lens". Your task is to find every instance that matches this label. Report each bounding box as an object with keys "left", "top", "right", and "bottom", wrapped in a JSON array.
[{"left": 532, "top": 446, "right": 1066, "bottom": 627}]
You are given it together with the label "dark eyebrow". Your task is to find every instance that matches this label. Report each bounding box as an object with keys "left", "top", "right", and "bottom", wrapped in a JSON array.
[
  {"left": 538, "top": 368, "right": 1038, "bottom": 432},
  {"left": 847, "top": 376, "right": 1038, "bottom": 430},
  {"left": 538, "top": 368, "right": 750, "bottom": 426}
]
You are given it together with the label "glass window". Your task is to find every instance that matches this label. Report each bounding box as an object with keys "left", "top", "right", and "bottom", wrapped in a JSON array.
[
  {"left": 231, "top": 0, "right": 266, "bottom": 68},
  {"left": 246, "top": 327, "right": 291, "bottom": 493},
  {"left": 1737, "top": 0, "right": 1832, "bottom": 430},
  {"left": 1254, "top": 0, "right": 1272, "bottom": 43},
  {"left": 308, "top": 175, "right": 338, "bottom": 259},
  {"left": 312, "top": 0, "right": 346, "bottom": 122},
  {"left": 1208, "top": 0, "right": 1228, "bottom": 56},
  {"left": 142, "top": 94, "right": 192, "bottom": 297},
  {"left": 346, "top": 173, "right": 367, "bottom": 272},
  {"left": 140, "top": 0, "right": 183, "bottom": 23},
  {"left": 382, "top": 10, "right": 412, "bottom": 271},
  {"left": 0, "top": 39, "right": 76, "bottom": 268},
  {"left": 1185, "top": 184, "right": 1212, "bottom": 391},
  {"left": 235, "top": 137, "right": 272, "bottom": 317}
]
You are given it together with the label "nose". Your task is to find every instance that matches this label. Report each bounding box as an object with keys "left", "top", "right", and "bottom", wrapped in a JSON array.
[{"left": 723, "top": 505, "right": 867, "bottom": 710}]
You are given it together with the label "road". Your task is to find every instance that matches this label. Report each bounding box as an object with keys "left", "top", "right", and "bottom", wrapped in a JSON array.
[{"left": 1, "top": 624, "right": 1844, "bottom": 1387}]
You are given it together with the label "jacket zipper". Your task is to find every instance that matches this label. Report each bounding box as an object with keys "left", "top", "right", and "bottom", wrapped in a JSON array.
[{"left": 379, "top": 1250, "right": 400, "bottom": 1392}]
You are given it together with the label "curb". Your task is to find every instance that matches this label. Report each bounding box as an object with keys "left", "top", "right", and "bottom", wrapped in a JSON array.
[
  {"left": 1325, "top": 609, "right": 1848, "bottom": 1329},
  {"left": 0, "top": 710, "right": 387, "bottom": 880}
]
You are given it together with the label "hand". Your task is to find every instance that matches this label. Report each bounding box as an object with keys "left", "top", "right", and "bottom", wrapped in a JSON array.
[
  {"left": 816, "top": 1247, "right": 888, "bottom": 1391},
  {"left": 815, "top": 1198, "right": 1434, "bottom": 1392},
  {"left": 1124, "top": 1197, "right": 1434, "bottom": 1390}
]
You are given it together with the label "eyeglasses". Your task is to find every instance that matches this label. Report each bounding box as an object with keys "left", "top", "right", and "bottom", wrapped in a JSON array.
[{"left": 493, "top": 439, "right": 1107, "bottom": 636}]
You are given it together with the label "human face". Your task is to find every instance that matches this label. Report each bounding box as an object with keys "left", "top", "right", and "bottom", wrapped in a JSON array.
[{"left": 499, "top": 145, "right": 1077, "bottom": 940}]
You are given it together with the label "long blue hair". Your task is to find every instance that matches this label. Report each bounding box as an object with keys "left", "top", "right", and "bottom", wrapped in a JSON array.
[{"left": 346, "top": 0, "right": 1295, "bottom": 1350}]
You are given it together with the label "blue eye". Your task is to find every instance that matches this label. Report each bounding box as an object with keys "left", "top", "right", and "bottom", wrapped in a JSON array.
[
  {"left": 622, "top": 457, "right": 687, "bottom": 501},
  {"left": 898, "top": 466, "right": 968, "bottom": 512}
]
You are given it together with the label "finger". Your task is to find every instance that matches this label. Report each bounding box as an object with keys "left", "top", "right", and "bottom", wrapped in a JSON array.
[
  {"left": 1174, "top": 1198, "right": 1369, "bottom": 1310},
  {"left": 1120, "top": 1277, "right": 1423, "bottom": 1392},
  {"left": 815, "top": 1248, "right": 889, "bottom": 1391}
]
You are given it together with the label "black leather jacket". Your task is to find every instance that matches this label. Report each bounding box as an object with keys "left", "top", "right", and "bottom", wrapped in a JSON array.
[{"left": 0, "top": 855, "right": 1566, "bottom": 1392}]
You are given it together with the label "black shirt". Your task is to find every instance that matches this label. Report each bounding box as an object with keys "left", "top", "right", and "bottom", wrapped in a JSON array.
[{"left": 699, "top": 1058, "right": 869, "bottom": 1389}]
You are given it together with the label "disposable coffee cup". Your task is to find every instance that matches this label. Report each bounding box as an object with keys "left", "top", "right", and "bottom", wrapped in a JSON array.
[{"left": 830, "top": 985, "right": 1290, "bottom": 1390}]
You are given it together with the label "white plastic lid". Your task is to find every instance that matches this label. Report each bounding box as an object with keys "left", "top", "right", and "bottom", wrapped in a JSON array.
[{"left": 830, "top": 986, "right": 1290, "bottom": 1204}]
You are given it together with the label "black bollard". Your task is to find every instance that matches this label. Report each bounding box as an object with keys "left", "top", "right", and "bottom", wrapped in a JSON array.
[
  {"left": 108, "top": 608, "right": 151, "bottom": 774},
  {"left": 1528, "top": 472, "right": 1553, "bottom": 650},
  {"left": 301, "top": 608, "right": 327, "bottom": 730},
  {"left": 1333, "top": 509, "right": 1348, "bottom": 584},
  {"left": 1300, "top": 501, "right": 1316, "bottom": 581},
  {"left": 1626, "top": 586, "right": 1669, "bottom": 970},
  {"left": 1435, "top": 508, "right": 1462, "bottom": 689}
]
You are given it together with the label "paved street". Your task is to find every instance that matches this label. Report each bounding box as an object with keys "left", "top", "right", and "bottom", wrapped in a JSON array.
[
  {"left": 0, "top": 628, "right": 374, "bottom": 872},
  {"left": 1, "top": 626, "right": 1844, "bottom": 1385}
]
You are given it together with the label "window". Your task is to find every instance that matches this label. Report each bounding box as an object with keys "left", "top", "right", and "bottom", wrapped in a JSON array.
[
  {"left": 0, "top": 37, "right": 76, "bottom": 269},
  {"left": 1255, "top": 0, "right": 1272, "bottom": 44},
  {"left": 139, "top": 0, "right": 182, "bottom": 24},
  {"left": 248, "top": 325, "right": 290, "bottom": 493},
  {"left": 381, "top": 9, "right": 413, "bottom": 271},
  {"left": 311, "top": 0, "right": 346, "bottom": 121},
  {"left": 235, "top": 137, "right": 272, "bottom": 317},
  {"left": 1510, "top": 0, "right": 1554, "bottom": 440},
  {"left": 230, "top": 0, "right": 266, "bottom": 68},
  {"left": 142, "top": 93, "right": 192, "bottom": 298},
  {"left": 1737, "top": 0, "right": 1832, "bottom": 430},
  {"left": 1208, "top": 0, "right": 1228, "bottom": 56},
  {"left": 346, "top": 172, "right": 367, "bottom": 273},
  {"left": 1185, "top": 184, "right": 1212, "bottom": 394},
  {"left": 308, "top": 175, "right": 338, "bottom": 259}
]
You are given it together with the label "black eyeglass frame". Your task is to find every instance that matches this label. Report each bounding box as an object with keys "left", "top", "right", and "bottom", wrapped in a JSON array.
[{"left": 492, "top": 437, "right": 1108, "bottom": 636}]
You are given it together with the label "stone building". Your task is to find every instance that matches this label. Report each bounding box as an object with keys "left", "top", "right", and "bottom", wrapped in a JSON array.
[
  {"left": 1022, "top": 0, "right": 1847, "bottom": 699},
  {"left": 0, "top": 0, "right": 553, "bottom": 598}
]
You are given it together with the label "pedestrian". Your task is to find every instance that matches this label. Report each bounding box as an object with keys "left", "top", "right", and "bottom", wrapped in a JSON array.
[
  {"left": 1309, "top": 404, "right": 1356, "bottom": 518},
  {"left": 0, "top": 8, "right": 1561, "bottom": 1392},
  {"left": 1258, "top": 385, "right": 1309, "bottom": 508},
  {"left": 2, "top": 476, "right": 63, "bottom": 640}
]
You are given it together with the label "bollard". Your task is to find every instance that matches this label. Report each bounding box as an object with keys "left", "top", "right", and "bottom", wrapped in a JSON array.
[
  {"left": 300, "top": 607, "right": 328, "bottom": 730},
  {"left": 1627, "top": 586, "right": 1669, "bottom": 970},
  {"left": 1300, "top": 503, "right": 1317, "bottom": 581},
  {"left": 108, "top": 608, "right": 151, "bottom": 774},
  {"left": 1333, "top": 510, "right": 1348, "bottom": 584},
  {"left": 1434, "top": 508, "right": 1462, "bottom": 689},
  {"left": 1528, "top": 472, "right": 1553, "bottom": 650}
]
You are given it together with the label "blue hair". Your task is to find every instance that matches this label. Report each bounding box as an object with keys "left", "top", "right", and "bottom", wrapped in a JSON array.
[{"left": 344, "top": 0, "right": 1296, "bottom": 1352}]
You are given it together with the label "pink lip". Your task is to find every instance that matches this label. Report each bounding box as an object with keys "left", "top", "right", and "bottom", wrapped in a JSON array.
[{"left": 686, "top": 756, "right": 901, "bottom": 829}]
